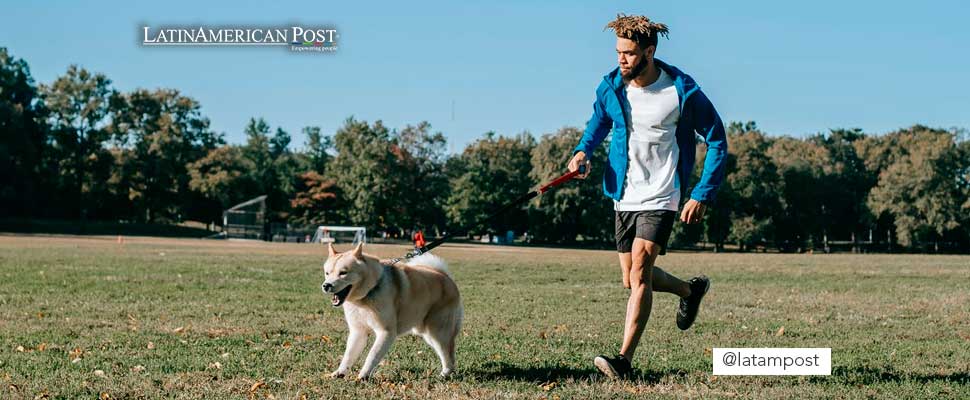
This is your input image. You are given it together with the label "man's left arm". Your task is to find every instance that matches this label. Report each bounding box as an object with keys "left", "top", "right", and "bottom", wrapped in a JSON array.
[{"left": 681, "top": 89, "right": 728, "bottom": 223}]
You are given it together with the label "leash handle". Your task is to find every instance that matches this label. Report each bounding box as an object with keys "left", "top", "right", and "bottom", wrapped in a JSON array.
[{"left": 538, "top": 165, "right": 586, "bottom": 194}]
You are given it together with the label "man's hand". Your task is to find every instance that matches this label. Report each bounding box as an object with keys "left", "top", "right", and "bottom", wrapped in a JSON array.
[
  {"left": 680, "top": 199, "right": 707, "bottom": 224},
  {"left": 568, "top": 151, "right": 591, "bottom": 179}
]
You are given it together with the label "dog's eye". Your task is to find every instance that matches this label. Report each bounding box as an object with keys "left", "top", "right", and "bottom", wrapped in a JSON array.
[{"left": 339, "top": 271, "right": 348, "bottom": 276}]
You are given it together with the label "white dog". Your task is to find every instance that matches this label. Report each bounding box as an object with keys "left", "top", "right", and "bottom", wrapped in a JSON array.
[{"left": 321, "top": 243, "right": 463, "bottom": 379}]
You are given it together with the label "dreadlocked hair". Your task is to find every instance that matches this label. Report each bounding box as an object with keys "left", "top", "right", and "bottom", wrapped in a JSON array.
[{"left": 605, "top": 13, "right": 669, "bottom": 49}]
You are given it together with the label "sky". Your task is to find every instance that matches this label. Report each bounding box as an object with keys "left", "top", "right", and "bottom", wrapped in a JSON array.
[{"left": 3, "top": 0, "right": 968, "bottom": 153}]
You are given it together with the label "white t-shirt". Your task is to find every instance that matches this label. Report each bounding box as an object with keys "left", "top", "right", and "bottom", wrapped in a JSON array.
[{"left": 614, "top": 68, "right": 682, "bottom": 212}]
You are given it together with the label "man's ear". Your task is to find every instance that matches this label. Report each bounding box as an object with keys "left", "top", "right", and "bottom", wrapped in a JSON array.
[
  {"left": 353, "top": 242, "right": 363, "bottom": 259},
  {"left": 328, "top": 242, "right": 336, "bottom": 257}
]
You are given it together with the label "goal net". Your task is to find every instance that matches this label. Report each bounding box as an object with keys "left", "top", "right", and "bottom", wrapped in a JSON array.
[{"left": 311, "top": 226, "right": 367, "bottom": 245}]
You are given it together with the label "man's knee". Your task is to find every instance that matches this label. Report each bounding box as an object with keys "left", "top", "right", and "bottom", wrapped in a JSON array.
[
  {"left": 630, "top": 260, "right": 655, "bottom": 286},
  {"left": 632, "top": 265, "right": 654, "bottom": 282},
  {"left": 630, "top": 240, "right": 660, "bottom": 285}
]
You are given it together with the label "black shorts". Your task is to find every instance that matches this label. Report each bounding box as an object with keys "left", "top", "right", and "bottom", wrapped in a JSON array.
[{"left": 615, "top": 210, "right": 676, "bottom": 255}]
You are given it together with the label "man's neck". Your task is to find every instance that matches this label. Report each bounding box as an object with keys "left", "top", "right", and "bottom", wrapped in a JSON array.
[{"left": 629, "top": 61, "right": 659, "bottom": 88}]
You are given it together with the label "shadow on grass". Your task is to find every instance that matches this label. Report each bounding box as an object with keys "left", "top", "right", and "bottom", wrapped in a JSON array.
[
  {"left": 470, "top": 361, "right": 691, "bottom": 383},
  {"left": 817, "top": 366, "right": 970, "bottom": 385}
]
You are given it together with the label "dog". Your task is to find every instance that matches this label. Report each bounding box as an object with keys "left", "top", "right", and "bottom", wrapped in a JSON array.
[{"left": 321, "top": 242, "right": 463, "bottom": 380}]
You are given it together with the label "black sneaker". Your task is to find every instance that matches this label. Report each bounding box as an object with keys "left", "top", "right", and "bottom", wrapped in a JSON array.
[
  {"left": 594, "top": 354, "right": 632, "bottom": 379},
  {"left": 677, "top": 276, "right": 711, "bottom": 330}
]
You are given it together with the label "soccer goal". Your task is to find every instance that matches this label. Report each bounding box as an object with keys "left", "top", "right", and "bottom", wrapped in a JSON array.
[
  {"left": 311, "top": 226, "right": 367, "bottom": 245},
  {"left": 223, "top": 195, "right": 267, "bottom": 239}
]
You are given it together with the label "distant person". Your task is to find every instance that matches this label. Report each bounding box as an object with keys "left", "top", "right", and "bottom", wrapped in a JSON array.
[
  {"left": 414, "top": 230, "right": 426, "bottom": 249},
  {"left": 567, "top": 14, "right": 728, "bottom": 379}
]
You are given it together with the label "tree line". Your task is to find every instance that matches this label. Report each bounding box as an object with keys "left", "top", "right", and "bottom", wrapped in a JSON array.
[{"left": 2, "top": 48, "right": 968, "bottom": 252}]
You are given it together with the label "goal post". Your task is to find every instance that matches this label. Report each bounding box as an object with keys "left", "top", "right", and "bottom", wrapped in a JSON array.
[{"left": 311, "top": 226, "right": 367, "bottom": 245}]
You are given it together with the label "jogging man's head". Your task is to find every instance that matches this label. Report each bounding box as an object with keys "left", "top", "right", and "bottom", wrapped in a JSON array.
[{"left": 606, "top": 14, "right": 669, "bottom": 80}]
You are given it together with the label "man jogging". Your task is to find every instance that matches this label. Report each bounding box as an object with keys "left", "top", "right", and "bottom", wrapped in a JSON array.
[{"left": 567, "top": 14, "right": 728, "bottom": 379}]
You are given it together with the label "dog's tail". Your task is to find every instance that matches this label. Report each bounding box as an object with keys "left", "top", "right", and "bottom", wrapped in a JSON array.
[{"left": 405, "top": 252, "right": 451, "bottom": 278}]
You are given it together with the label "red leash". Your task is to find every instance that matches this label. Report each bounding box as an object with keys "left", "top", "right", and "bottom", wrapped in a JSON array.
[{"left": 393, "top": 165, "right": 587, "bottom": 262}]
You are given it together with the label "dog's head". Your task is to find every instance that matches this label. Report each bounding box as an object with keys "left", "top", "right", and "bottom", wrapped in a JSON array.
[{"left": 321, "top": 242, "right": 368, "bottom": 307}]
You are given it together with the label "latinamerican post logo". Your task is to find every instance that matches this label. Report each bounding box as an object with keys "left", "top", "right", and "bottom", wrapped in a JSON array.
[{"left": 141, "top": 25, "right": 339, "bottom": 53}]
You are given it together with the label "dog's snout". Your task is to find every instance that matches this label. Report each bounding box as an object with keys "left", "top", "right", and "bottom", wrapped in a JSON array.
[{"left": 322, "top": 282, "right": 334, "bottom": 293}]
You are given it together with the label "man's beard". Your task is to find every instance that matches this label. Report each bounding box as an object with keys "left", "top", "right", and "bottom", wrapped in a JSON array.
[{"left": 621, "top": 58, "right": 648, "bottom": 80}]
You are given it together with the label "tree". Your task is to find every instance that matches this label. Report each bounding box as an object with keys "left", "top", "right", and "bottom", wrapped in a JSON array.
[
  {"left": 40, "top": 65, "right": 114, "bottom": 220},
  {"left": 269, "top": 127, "right": 301, "bottom": 221},
  {"left": 0, "top": 48, "right": 46, "bottom": 218},
  {"left": 863, "top": 126, "right": 967, "bottom": 248},
  {"left": 108, "top": 88, "right": 220, "bottom": 222},
  {"left": 721, "top": 122, "right": 781, "bottom": 251},
  {"left": 187, "top": 145, "right": 260, "bottom": 225},
  {"left": 289, "top": 171, "right": 340, "bottom": 226},
  {"left": 241, "top": 118, "right": 298, "bottom": 222},
  {"left": 303, "top": 126, "right": 333, "bottom": 173},
  {"left": 810, "top": 129, "right": 874, "bottom": 250},
  {"left": 766, "top": 136, "right": 828, "bottom": 250},
  {"left": 243, "top": 117, "right": 273, "bottom": 179},
  {"left": 445, "top": 131, "right": 536, "bottom": 237},
  {"left": 329, "top": 117, "right": 398, "bottom": 228},
  {"left": 528, "top": 126, "right": 612, "bottom": 243},
  {"left": 392, "top": 121, "right": 449, "bottom": 233},
  {"left": 270, "top": 127, "right": 291, "bottom": 160},
  {"left": 958, "top": 137, "right": 970, "bottom": 248}
]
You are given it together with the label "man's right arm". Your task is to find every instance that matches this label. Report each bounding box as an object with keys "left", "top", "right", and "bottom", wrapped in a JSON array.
[
  {"left": 569, "top": 85, "right": 613, "bottom": 178},
  {"left": 573, "top": 85, "right": 613, "bottom": 156}
]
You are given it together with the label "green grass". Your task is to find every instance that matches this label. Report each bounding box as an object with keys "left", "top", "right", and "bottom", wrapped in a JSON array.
[{"left": 1, "top": 235, "right": 968, "bottom": 399}]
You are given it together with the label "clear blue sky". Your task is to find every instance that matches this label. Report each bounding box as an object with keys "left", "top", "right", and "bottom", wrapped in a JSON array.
[{"left": 3, "top": 0, "right": 968, "bottom": 153}]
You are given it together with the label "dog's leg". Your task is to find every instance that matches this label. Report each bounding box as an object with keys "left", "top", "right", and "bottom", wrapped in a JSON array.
[
  {"left": 331, "top": 328, "right": 368, "bottom": 378},
  {"left": 357, "top": 330, "right": 395, "bottom": 380},
  {"left": 425, "top": 308, "right": 461, "bottom": 377},
  {"left": 423, "top": 332, "right": 455, "bottom": 377}
]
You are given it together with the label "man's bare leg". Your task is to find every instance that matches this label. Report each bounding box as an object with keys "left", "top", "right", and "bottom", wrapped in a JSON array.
[
  {"left": 619, "top": 238, "right": 659, "bottom": 360},
  {"left": 618, "top": 253, "right": 691, "bottom": 297},
  {"left": 619, "top": 253, "right": 632, "bottom": 289}
]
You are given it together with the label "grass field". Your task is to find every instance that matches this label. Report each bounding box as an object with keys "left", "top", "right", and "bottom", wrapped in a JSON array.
[{"left": 1, "top": 235, "right": 969, "bottom": 399}]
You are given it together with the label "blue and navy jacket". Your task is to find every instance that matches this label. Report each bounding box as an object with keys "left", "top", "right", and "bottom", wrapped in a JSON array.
[{"left": 573, "top": 59, "right": 728, "bottom": 204}]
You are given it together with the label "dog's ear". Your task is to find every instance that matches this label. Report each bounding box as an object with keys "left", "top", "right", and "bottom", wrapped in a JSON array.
[
  {"left": 327, "top": 242, "right": 336, "bottom": 257},
  {"left": 352, "top": 242, "right": 363, "bottom": 259}
]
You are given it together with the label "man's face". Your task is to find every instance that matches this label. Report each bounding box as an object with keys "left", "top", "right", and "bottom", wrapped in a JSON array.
[{"left": 616, "top": 37, "right": 654, "bottom": 80}]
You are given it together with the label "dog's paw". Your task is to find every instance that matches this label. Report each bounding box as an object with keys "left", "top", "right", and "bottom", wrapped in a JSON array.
[
  {"left": 329, "top": 370, "right": 346, "bottom": 379},
  {"left": 355, "top": 374, "right": 371, "bottom": 382}
]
